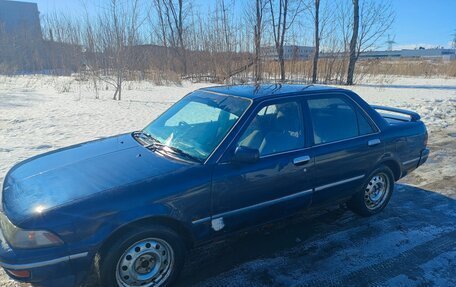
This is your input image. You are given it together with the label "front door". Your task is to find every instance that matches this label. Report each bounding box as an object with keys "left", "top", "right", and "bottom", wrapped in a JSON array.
[{"left": 210, "top": 98, "right": 314, "bottom": 234}]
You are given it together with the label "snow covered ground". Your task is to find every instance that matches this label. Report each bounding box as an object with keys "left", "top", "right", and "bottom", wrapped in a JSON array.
[{"left": 0, "top": 75, "right": 455, "bottom": 286}]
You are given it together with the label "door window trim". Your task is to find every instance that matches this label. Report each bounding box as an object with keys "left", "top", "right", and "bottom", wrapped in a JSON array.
[{"left": 217, "top": 96, "right": 307, "bottom": 163}]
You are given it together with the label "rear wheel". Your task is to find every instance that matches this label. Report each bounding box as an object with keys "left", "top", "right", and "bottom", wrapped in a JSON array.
[
  {"left": 348, "top": 165, "right": 395, "bottom": 216},
  {"left": 99, "top": 225, "right": 185, "bottom": 287}
]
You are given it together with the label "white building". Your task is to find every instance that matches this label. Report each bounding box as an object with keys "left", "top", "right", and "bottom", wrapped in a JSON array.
[
  {"left": 261, "top": 45, "right": 315, "bottom": 60},
  {"left": 358, "top": 48, "right": 456, "bottom": 61}
]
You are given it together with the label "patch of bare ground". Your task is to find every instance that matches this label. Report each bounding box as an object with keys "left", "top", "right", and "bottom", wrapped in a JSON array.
[{"left": 400, "top": 128, "right": 456, "bottom": 197}]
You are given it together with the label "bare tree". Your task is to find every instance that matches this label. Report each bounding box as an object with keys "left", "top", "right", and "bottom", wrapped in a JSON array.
[
  {"left": 326, "top": 0, "right": 354, "bottom": 84},
  {"left": 163, "top": 0, "right": 188, "bottom": 75},
  {"left": 85, "top": 0, "right": 143, "bottom": 100},
  {"left": 152, "top": 0, "right": 168, "bottom": 48},
  {"left": 357, "top": 0, "right": 394, "bottom": 54},
  {"left": 213, "top": 0, "right": 240, "bottom": 79},
  {"left": 346, "top": 0, "right": 359, "bottom": 85},
  {"left": 40, "top": 13, "right": 84, "bottom": 74},
  {"left": 311, "top": 0, "right": 320, "bottom": 83},
  {"left": 0, "top": 0, "right": 399, "bottom": 86},
  {"left": 220, "top": 0, "right": 231, "bottom": 51},
  {"left": 250, "top": 0, "right": 267, "bottom": 83},
  {"left": 347, "top": 0, "right": 394, "bottom": 85},
  {"left": 268, "top": 0, "right": 306, "bottom": 82}
]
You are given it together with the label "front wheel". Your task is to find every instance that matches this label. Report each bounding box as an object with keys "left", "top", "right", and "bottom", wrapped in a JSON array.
[
  {"left": 99, "top": 225, "right": 186, "bottom": 287},
  {"left": 348, "top": 165, "right": 395, "bottom": 216}
]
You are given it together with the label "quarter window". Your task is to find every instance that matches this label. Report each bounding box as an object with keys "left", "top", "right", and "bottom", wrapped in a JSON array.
[
  {"left": 357, "top": 109, "right": 375, "bottom": 135},
  {"left": 237, "top": 101, "right": 304, "bottom": 156},
  {"left": 308, "top": 96, "right": 374, "bottom": 145}
]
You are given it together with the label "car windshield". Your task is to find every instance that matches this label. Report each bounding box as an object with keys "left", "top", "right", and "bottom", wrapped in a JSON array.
[{"left": 141, "top": 91, "right": 251, "bottom": 162}]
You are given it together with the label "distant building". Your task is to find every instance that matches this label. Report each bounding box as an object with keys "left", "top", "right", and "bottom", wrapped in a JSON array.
[
  {"left": 259, "top": 45, "right": 455, "bottom": 62},
  {"left": 0, "top": 0, "right": 43, "bottom": 72},
  {"left": 320, "top": 48, "right": 456, "bottom": 61},
  {"left": 0, "top": 0, "right": 83, "bottom": 73},
  {"left": 0, "top": 0, "right": 42, "bottom": 40},
  {"left": 261, "top": 45, "right": 315, "bottom": 60},
  {"left": 358, "top": 48, "right": 456, "bottom": 61}
]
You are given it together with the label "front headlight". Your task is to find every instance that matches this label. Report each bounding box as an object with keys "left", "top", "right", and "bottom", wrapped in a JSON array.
[{"left": 0, "top": 213, "right": 63, "bottom": 249}]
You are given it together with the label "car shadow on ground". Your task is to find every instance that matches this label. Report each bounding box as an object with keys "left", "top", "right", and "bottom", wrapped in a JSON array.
[{"left": 175, "top": 184, "right": 456, "bottom": 287}]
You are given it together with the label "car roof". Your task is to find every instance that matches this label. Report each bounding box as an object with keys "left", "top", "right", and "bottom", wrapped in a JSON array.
[{"left": 199, "top": 84, "right": 345, "bottom": 100}]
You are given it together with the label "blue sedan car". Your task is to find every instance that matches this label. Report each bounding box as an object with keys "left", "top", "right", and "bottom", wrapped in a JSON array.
[{"left": 0, "top": 85, "right": 429, "bottom": 287}]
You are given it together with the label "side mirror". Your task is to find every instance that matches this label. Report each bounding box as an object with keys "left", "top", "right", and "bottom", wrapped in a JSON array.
[{"left": 233, "top": 146, "right": 260, "bottom": 164}]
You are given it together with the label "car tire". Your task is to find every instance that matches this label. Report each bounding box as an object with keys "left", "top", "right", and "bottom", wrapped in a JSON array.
[
  {"left": 348, "top": 165, "right": 395, "bottom": 217},
  {"left": 98, "top": 224, "right": 186, "bottom": 287}
]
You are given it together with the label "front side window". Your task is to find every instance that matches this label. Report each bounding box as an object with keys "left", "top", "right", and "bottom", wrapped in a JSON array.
[
  {"left": 308, "top": 96, "right": 375, "bottom": 145},
  {"left": 237, "top": 101, "right": 304, "bottom": 156},
  {"left": 142, "top": 92, "right": 250, "bottom": 162}
]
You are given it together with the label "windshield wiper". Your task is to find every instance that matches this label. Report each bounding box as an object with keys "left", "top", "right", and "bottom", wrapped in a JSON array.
[
  {"left": 133, "top": 131, "right": 161, "bottom": 146},
  {"left": 134, "top": 132, "right": 202, "bottom": 163},
  {"left": 150, "top": 142, "right": 202, "bottom": 163},
  {"left": 169, "top": 146, "right": 203, "bottom": 163}
]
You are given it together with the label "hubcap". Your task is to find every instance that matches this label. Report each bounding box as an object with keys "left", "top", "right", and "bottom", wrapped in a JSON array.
[
  {"left": 364, "top": 173, "right": 390, "bottom": 210},
  {"left": 116, "top": 238, "right": 174, "bottom": 287}
]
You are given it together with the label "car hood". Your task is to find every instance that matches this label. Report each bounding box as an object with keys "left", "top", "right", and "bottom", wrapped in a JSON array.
[{"left": 1, "top": 133, "right": 187, "bottom": 224}]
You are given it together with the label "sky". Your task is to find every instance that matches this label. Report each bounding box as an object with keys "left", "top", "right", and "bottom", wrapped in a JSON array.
[{"left": 17, "top": 0, "right": 456, "bottom": 50}]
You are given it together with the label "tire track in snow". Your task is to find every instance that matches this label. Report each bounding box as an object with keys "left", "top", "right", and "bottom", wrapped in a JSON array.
[{"left": 299, "top": 230, "right": 456, "bottom": 287}]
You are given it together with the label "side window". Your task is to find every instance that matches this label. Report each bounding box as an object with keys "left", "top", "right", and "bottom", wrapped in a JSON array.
[
  {"left": 308, "top": 96, "right": 374, "bottom": 145},
  {"left": 237, "top": 101, "right": 304, "bottom": 156}
]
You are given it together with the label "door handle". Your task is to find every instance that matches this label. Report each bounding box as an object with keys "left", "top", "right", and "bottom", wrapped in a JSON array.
[
  {"left": 293, "top": 155, "right": 311, "bottom": 166},
  {"left": 368, "top": 139, "right": 381, "bottom": 146}
]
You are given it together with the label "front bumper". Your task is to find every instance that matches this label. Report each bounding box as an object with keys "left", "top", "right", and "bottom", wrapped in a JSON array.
[{"left": 0, "top": 227, "right": 92, "bottom": 287}]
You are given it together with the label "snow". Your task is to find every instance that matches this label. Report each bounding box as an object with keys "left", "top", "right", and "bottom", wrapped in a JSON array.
[
  {"left": 0, "top": 75, "right": 455, "bottom": 286},
  {"left": 0, "top": 76, "right": 209, "bottom": 186}
]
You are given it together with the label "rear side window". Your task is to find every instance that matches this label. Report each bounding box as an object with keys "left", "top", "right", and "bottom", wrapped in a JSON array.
[{"left": 308, "top": 96, "right": 374, "bottom": 145}]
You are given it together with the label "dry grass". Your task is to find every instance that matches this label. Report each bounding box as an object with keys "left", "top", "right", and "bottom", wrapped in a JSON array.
[
  {"left": 258, "top": 58, "right": 456, "bottom": 84},
  {"left": 359, "top": 59, "right": 456, "bottom": 78}
]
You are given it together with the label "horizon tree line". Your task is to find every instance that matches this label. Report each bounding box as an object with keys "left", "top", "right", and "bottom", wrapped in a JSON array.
[{"left": 0, "top": 0, "right": 395, "bottom": 99}]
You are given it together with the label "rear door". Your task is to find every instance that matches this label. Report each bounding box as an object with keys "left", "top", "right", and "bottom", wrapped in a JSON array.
[
  {"left": 305, "top": 94, "right": 384, "bottom": 205},
  {"left": 210, "top": 97, "right": 314, "bottom": 234}
]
